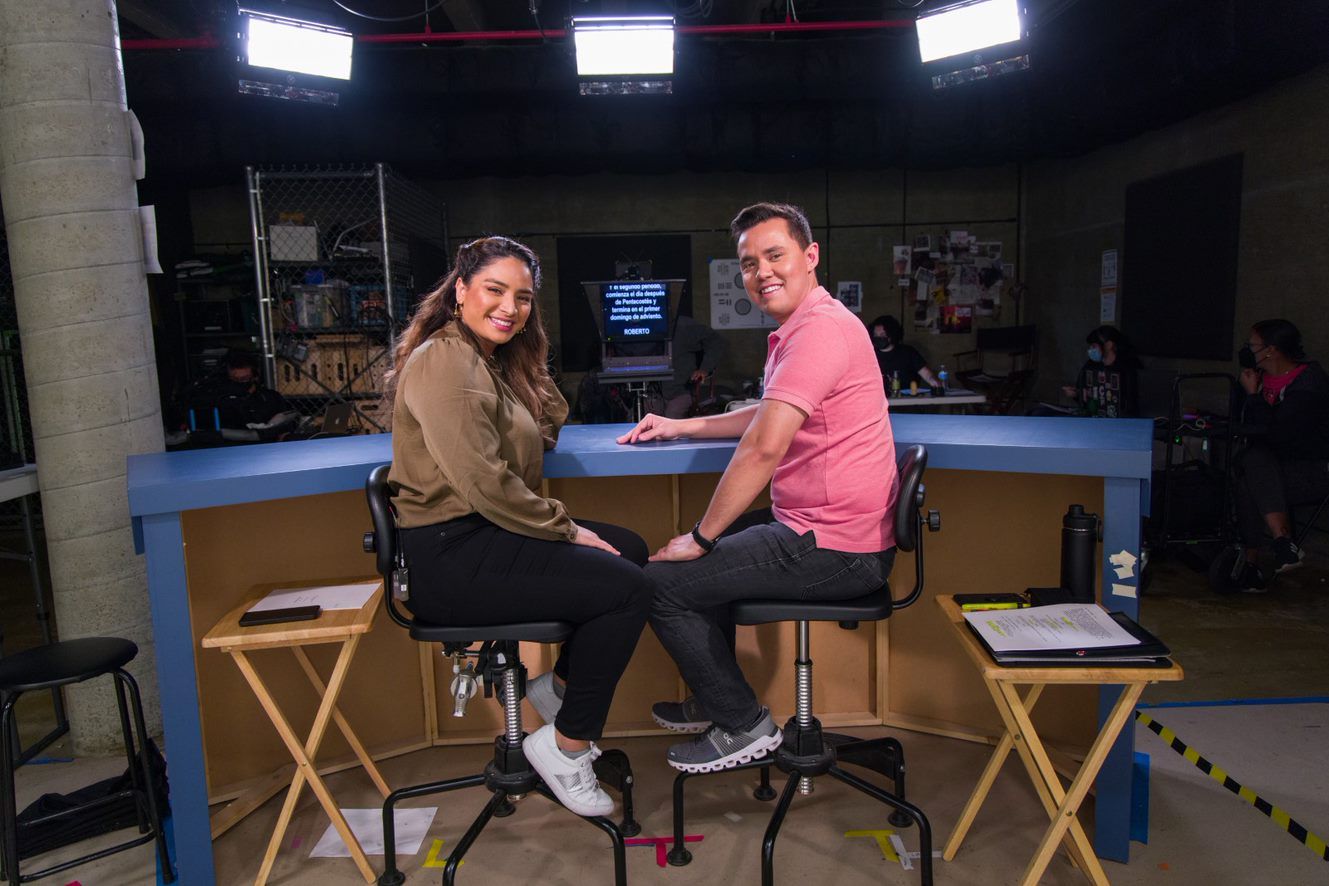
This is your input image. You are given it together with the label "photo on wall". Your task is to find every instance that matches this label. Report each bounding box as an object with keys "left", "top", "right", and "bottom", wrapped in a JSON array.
[{"left": 835, "top": 281, "right": 863, "bottom": 313}]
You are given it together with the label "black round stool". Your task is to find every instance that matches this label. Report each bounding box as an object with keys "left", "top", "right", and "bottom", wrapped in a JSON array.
[{"left": 0, "top": 638, "right": 175, "bottom": 885}]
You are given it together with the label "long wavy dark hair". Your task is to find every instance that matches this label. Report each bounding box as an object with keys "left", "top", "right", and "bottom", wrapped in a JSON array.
[{"left": 385, "top": 236, "right": 557, "bottom": 424}]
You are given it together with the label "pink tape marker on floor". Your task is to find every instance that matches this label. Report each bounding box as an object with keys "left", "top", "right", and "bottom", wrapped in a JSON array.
[{"left": 624, "top": 834, "right": 704, "bottom": 867}]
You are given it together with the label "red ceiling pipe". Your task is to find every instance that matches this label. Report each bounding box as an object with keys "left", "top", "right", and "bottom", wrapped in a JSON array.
[
  {"left": 121, "top": 19, "right": 913, "bottom": 50},
  {"left": 122, "top": 35, "right": 222, "bottom": 50},
  {"left": 357, "top": 28, "right": 567, "bottom": 43},
  {"left": 679, "top": 20, "right": 912, "bottom": 35}
]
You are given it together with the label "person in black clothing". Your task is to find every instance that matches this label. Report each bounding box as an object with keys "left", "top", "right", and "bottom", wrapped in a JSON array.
[
  {"left": 1231, "top": 319, "right": 1329, "bottom": 592},
  {"left": 661, "top": 313, "right": 727, "bottom": 419},
  {"left": 169, "top": 351, "right": 298, "bottom": 445},
  {"left": 1061, "top": 326, "right": 1140, "bottom": 418},
  {"left": 867, "top": 315, "right": 939, "bottom": 391}
]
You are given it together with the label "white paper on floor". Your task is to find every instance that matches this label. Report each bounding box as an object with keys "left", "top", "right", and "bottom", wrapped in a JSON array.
[{"left": 309, "top": 808, "right": 438, "bottom": 857}]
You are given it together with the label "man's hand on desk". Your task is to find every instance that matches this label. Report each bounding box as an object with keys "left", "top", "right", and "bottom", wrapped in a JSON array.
[
  {"left": 617, "top": 414, "right": 686, "bottom": 444},
  {"left": 649, "top": 532, "right": 707, "bottom": 562}
]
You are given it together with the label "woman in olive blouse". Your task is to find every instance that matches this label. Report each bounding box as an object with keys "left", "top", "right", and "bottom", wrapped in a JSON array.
[{"left": 386, "top": 236, "right": 651, "bottom": 817}]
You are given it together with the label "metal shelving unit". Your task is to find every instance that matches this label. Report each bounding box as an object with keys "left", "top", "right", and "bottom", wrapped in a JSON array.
[{"left": 246, "top": 164, "right": 448, "bottom": 432}]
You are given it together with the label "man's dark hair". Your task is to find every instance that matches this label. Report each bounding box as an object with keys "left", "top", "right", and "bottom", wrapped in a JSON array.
[
  {"left": 224, "top": 350, "right": 258, "bottom": 373},
  {"left": 730, "top": 203, "right": 813, "bottom": 249},
  {"left": 868, "top": 315, "right": 904, "bottom": 344}
]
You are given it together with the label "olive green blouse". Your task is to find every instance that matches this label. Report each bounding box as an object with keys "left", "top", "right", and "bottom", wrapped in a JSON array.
[{"left": 387, "top": 323, "right": 576, "bottom": 541}]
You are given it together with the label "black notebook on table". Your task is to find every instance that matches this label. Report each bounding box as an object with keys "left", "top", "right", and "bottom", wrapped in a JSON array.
[{"left": 963, "top": 603, "right": 1172, "bottom": 668}]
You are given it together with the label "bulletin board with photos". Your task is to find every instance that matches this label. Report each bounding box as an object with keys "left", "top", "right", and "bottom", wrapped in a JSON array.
[{"left": 881, "top": 231, "right": 1018, "bottom": 336}]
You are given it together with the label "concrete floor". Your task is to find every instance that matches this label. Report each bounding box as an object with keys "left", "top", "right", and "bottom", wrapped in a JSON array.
[{"left": 4, "top": 533, "right": 1329, "bottom": 885}]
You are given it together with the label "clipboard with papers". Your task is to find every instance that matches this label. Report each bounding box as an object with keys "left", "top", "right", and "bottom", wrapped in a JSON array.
[{"left": 962, "top": 602, "right": 1172, "bottom": 667}]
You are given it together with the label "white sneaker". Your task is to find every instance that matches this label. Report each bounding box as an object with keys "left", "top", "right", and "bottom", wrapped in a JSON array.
[
  {"left": 524, "top": 724, "right": 613, "bottom": 817},
  {"left": 525, "top": 672, "right": 564, "bottom": 724}
]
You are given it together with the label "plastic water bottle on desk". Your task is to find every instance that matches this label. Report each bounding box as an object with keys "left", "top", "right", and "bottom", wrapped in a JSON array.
[
  {"left": 936, "top": 364, "right": 948, "bottom": 396},
  {"left": 890, "top": 371, "right": 901, "bottom": 396}
]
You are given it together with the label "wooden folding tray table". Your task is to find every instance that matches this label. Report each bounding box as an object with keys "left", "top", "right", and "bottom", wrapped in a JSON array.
[
  {"left": 202, "top": 579, "right": 390, "bottom": 885},
  {"left": 935, "top": 594, "right": 1183, "bottom": 885}
]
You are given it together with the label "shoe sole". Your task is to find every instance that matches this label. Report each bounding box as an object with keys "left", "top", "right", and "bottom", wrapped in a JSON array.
[
  {"left": 1274, "top": 558, "right": 1305, "bottom": 575},
  {"left": 524, "top": 733, "right": 614, "bottom": 818},
  {"left": 667, "top": 729, "right": 783, "bottom": 774},
  {"left": 652, "top": 712, "right": 711, "bottom": 734}
]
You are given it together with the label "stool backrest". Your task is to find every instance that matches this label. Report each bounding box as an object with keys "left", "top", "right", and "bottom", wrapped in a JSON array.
[
  {"left": 888, "top": 443, "right": 935, "bottom": 612},
  {"left": 893, "top": 444, "right": 927, "bottom": 554},
  {"left": 364, "top": 463, "right": 414, "bottom": 629}
]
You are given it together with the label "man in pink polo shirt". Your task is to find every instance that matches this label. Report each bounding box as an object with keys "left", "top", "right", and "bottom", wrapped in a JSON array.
[{"left": 615, "top": 202, "right": 899, "bottom": 772}]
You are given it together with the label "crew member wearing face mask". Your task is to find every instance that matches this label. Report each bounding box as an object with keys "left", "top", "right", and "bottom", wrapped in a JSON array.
[
  {"left": 1228, "top": 318, "right": 1329, "bottom": 593},
  {"left": 866, "top": 315, "right": 940, "bottom": 391},
  {"left": 1061, "top": 325, "right": 1140, "bottom": 418}
]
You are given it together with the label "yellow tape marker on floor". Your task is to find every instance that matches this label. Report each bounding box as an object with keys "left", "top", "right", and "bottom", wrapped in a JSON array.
[
  {"left": 1135, "top": 710, "right": 1329, "bottom": 862},
  {"left": 845, "top": 829, "right": 900, "bottom": 861},
  {"left": 423, "top": 838, "right": 465, "bottom": 868}
]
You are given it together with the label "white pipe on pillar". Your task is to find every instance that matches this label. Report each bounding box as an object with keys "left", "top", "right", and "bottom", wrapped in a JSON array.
[{"left": 0, "top": 0, "right": 166, "bottom": 753}]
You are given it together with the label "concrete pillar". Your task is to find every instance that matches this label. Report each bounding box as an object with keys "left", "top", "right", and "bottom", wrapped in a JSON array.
[{"left": 0, "top": 0, "right": 165, "bottom": 753}]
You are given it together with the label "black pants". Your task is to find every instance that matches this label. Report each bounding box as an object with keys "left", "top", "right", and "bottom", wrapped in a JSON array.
[
  {"left": 1235, "top": 444, "right": 1329, "bottom": 547},
  {"left": 400, "top": 516, "right": 651, "bottom": 740}
]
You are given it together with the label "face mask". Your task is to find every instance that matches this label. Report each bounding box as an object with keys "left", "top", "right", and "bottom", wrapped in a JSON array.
[
  {"left": 872, "top": 334, "right": 892, "bottom": 349},
  {"left": 1087, "top": 346, "right": 1103, "bottom": 363},
  {"left": 1237, "top": 346, "right": 1257, "bottom": 369}
]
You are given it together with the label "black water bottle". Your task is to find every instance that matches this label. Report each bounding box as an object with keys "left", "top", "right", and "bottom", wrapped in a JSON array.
[{"left": 1060, "top": 504, "right": 1099, "bottom": 603}]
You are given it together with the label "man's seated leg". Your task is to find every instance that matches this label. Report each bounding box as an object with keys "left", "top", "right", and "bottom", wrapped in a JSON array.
[{"left": 645, "top": 516, "right": 889, "bottom": 772}]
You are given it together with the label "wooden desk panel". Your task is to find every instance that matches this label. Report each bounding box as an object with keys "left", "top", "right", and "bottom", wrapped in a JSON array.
[
  {"left": 885, "top": 469, "right": 1104, "bottom": 750},
  {"left": 184, "top": 493, "right": 427, "bottom": 797}
]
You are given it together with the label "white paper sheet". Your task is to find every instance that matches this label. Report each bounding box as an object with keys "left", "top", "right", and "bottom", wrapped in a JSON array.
[
  {"left": 963, "top": 603, "right": 1138, "bottom": 652},
  {"left": 248, "top": 580, "right": 380, "bottom": 613},
  {"left": 309, "top": 807, "right": 437, "bottom": 857}
]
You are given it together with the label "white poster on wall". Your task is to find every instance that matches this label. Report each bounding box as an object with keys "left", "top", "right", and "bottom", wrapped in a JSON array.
[
  {"left": 836, "top": 281, "right": 863, "bottom": 314},
  {"left": 709, "top": 258, "right": 775, "bottom": 329},
  {"left": 1100, "top": 287, "right": 1118, "bottom": 322},
  {"left": 1101, "top": 249, "right": 1119, "bottom": 287}
]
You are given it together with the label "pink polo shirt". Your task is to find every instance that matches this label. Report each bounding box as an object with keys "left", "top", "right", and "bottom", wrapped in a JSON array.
[{"left": 762, "top": 286, "right": 899, "bottom": 553}]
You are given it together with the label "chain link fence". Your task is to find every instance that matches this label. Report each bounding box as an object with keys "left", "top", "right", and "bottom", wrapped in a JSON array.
[
  {"left": 246, "top": 164, "right": 448, "bottom": 434},
  {"left": 0, "top": 222, "right": 36, "bottom": 515}
]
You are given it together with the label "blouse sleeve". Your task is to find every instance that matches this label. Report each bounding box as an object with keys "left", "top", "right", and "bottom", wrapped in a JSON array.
[{"left": 402, "top": 343, "right": 577, "bottom": 542}]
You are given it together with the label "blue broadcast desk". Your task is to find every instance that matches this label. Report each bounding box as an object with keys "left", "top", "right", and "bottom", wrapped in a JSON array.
[{"left": 128, "top": 414, "right": 1152, "bottom": 885}]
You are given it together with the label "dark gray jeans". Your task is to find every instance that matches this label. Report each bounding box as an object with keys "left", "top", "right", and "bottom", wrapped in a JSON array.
[
  {"left": 645, "top": 509, "right": 894, "bottom": 731},
  {"left": 1236, "top": 444, "right": 1329, "bottom": 547}
]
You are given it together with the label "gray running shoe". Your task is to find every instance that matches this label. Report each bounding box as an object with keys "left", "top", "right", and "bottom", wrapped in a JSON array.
[
  {"left": 666, "top": 708, "right": 782, "bottom": 773},
  {"left": 652, "top": 696, "right": 712, "bottom": 733}
]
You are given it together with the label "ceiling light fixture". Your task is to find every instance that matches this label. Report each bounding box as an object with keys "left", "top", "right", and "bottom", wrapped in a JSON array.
[
  {"left": 237, "top": 5, "right": 353, "bottom": 105},
  {"left": 915, "top": 0, "right": 1028, "bottom": 89},
  {"left": 572, "top": 15, "right": 675, "bottom": 96}
]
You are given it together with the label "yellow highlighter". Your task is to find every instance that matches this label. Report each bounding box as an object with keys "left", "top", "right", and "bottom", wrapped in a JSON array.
[{"left": 956, "top": 593, "right": 1029, "bottom": 611}]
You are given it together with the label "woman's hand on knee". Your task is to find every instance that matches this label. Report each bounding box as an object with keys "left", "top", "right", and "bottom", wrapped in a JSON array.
[{"left": 572, "top": 523, "right": 621, "bottom": 556}]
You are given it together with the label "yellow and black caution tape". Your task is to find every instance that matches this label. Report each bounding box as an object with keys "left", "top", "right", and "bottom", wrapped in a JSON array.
[{"left": 1135, "top": 710, "right": 1328, "bottom": 862}]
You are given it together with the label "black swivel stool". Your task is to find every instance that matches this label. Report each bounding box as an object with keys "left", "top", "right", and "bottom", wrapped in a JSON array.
[
  {"left": 667, "top": 444, "right": 939, "bottom": 886},
  {"left": 0, "top": 638, "right": 174, "bottom": 885},
  {"left": 364, "top": 465, "right": 641, "bottom": 886}
]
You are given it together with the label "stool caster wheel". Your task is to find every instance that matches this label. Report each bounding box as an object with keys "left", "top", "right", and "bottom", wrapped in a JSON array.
[
  {"left": 495, "top": 797, "right": 517, "bottom": 817},
  {"left": 619, "top": 817, "right": 642, "bottom": 837},
  {"left": 889, "top": 810, "right": 912, "bottom": 828},
  {"left": 666, "top": 846, "right": 693, "bottom": 866},
  {"left": 753, "top": 784, "right": 777, "bottom": 801},
  {"left": 378, "top": 872, "right": 406, "bottom": 886}
]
